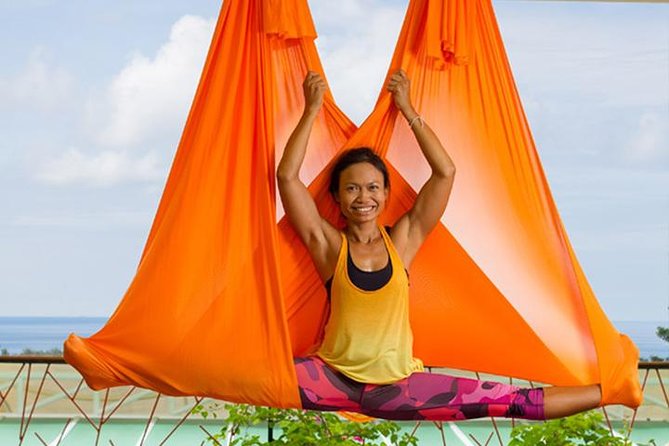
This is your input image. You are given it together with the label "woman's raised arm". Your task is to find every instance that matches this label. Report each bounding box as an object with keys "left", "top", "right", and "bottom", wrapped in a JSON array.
[
  {"left": 387, "top": 70, "right": 456, "bottom": 268},
  {"left": 276, "top": 72, "right": 339, "bottom": 279}
]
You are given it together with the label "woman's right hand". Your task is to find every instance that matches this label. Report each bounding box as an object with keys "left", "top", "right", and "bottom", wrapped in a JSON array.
[{"left": 303, "top": 71, "right": 326, "bottom": 115}]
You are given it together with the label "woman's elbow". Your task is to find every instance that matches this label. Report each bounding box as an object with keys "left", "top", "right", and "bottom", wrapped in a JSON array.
[
  {"left": 435, "top": 165, "right": 456, "bottom": 179},
  {"left": 276, "top": 164, "right": 296, "bottom": 182}
]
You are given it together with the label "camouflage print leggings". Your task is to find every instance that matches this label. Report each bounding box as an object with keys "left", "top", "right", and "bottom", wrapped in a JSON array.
[{"left": 294, "top": 356, "right": 544, "bottom": 421}]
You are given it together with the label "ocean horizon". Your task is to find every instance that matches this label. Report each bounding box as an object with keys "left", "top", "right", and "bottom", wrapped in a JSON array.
[{"left": 0, "top": 316, "right": 668, "bottom": 360}]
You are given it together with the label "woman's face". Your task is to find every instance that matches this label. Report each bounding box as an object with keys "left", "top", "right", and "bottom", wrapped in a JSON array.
[{"left": 335, "top": 162, "right": 388, "bottom": 223}]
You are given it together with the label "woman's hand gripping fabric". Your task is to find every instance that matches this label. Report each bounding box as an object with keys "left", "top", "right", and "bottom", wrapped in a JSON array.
[
  {"left": 303, "top": 71, "right": 327, "bottom": 115},
  {"left": 387, "top": 69, "right": 415, "bottom": 116}
]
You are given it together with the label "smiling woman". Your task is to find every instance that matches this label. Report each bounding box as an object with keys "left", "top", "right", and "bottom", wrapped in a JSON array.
[
  {"left": 277, "top": 69, "right": 605, "bottom": 421},
  {"left": 277, "top": 70, "right": 456, "bottom": 282},
  {"left": 62, "top": 0, "right": 644, "bottom": 418}
]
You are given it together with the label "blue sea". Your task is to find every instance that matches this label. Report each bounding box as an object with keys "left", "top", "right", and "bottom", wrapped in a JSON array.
[
  {"left": 0, "top": 317, "right": 106, "bottom": 354},
  {"left": 0, "top": 317, "right": 668, "bottom": 359}
]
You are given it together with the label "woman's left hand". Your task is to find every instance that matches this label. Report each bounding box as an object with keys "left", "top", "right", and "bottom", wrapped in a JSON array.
[{"left": 387, "top": 70, "right": 414, "bottom": 115}]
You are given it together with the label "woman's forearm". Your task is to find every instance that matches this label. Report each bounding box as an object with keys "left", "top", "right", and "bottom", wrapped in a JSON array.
[
  {"left": 400, "top": 106, "right": 456, "bottom": 178},
  {"left": 277, "top": 72, "right": 326, "bottom": 181},
  {"left": 387, "top": 70, "right": 455, "bottom": 178},
  {"left": 277, "top": 110, "right": 319, "bottom": 181}
]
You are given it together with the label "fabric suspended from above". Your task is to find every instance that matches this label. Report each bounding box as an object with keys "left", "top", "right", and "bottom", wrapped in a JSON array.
[{"left": 64, "top": 0, "right": 642, "bottom": 410}]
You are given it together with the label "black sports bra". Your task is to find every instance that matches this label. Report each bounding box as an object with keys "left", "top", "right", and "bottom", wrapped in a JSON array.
[
  {"left": 346, "top": 245, "right": 393, "bottom": 291},
  {"left": 324, "top": 226, "right": 405, "bottom": 297},
  {"left": 324, "top": 248, "right": 392, "bottom": 296}
]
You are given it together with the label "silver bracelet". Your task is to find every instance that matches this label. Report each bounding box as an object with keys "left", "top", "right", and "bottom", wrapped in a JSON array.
[{"left": 408, "top": 115, "right": 424, "bottom": 129}]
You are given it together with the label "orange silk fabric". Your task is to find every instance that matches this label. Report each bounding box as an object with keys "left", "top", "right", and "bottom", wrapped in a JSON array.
[{"left": 64, "top": 0, "right": 642, "bottom": 409}]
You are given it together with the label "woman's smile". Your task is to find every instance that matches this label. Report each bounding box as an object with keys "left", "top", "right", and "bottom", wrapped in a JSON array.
[{"left": 352, "top": 204, "right": 376, "bottom": 213}]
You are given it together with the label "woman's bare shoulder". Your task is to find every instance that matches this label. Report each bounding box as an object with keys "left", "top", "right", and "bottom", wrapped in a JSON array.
[
  {"left": 310, "top": 219, "right": 342, "bottom": 281},
  {"left": 387, "top": 215, "right": 419, "bottom": 268}
]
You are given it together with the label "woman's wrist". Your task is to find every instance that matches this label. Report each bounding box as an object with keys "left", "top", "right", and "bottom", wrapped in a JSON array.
[
  {"left": 408, "top": 115, "right": 424, "bottom": 129},
  {"left": 399, "top": 105, "right": 418, "bottom": 122},
  {"left": 302, "top": 106, "right": 321, "bottom": 120},
  {"left": 400, "top": 106, "right": 423, "bottom": 130}
]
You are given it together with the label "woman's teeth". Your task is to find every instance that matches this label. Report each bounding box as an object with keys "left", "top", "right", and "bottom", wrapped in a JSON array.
[{"left": 353, "top": 206, "right": 374, "bottom": 213}]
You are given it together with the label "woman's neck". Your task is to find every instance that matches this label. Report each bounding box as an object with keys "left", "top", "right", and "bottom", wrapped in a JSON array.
[{"left": 345, "top": 221, "right": 381, "bottom": 244}]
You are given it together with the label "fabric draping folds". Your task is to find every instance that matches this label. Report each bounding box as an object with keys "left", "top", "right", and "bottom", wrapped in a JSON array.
[{"left": 64, "top": 0, "right": 642, "bottom": 410}]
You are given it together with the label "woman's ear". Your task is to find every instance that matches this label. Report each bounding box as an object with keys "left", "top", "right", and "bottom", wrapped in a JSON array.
[{"left": 333, "top": 192, "right": 340, "bottom": 203}]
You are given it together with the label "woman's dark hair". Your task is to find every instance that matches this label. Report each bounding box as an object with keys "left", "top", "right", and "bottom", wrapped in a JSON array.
[{"left": 329, "top": 147, "right": 390, "bottom": 197}]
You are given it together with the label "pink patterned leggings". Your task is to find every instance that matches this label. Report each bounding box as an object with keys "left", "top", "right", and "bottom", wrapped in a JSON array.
[{"left": 294, "top": 356, "right": 544, "bottom": 421}]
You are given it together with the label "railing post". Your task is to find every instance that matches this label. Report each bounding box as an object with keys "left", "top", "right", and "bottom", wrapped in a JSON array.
[
  {"left": 267, "top": 417, "right": 274, "bottom": 442},
  {"left": 16, "top": 372, "right": 25, "bottom": 416}
]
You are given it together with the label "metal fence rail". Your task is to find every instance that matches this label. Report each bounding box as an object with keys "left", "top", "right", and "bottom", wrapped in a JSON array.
[{"left": 1, "top": 356, "right": 667, "bottom": 446}]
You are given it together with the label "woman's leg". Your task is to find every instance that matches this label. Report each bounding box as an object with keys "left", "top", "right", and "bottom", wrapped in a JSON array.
[
  {"left": 294, "top": 356, "right": 365, "bottom": 412},
  {"left": 359, "top": 372, "right": 545, "bottom": 421},
  {"left": 295, "top": 359, "right": 601, "bottom": 421},
  {"left": 543, "top": 384, "right": 602, "bottom": 419},
  {"left": 359, "top": 376, "right": 602, "bottom": 421}
]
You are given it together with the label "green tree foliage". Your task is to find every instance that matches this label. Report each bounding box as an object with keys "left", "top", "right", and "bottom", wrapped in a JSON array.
[
  {"left": 20, "top": 347, "right": 63, "bottom": 355},
  {"left": 509, "top": 411, "right": 655, "bottom": 446},
  {"left": 0, "top": 347, "right": 63, "bottom": 356},
  {"left": 657, "top": 326, "right": 669, "bottom": 344},
  {"left": 194, "top": 403, "right": 418, "bottom": 446}
]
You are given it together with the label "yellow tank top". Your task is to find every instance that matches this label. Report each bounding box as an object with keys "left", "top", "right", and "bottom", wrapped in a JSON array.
[{"left": 316, "top": 225, "right": 424, "bottom": 384}]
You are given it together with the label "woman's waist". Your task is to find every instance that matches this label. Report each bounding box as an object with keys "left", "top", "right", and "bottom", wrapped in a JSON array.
[{"left": 314, "top": 350, "right": 424, "bottom": 384}]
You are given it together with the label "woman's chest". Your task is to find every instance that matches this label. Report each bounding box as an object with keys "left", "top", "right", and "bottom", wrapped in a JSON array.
[{"left": 347, "top": 239, "right": 389, "bottom": 271}]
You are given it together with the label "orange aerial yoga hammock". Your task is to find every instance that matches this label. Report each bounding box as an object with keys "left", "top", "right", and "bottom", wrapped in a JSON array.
[{"left": 64, "top": 0, "right": 643, "bottom": 410}]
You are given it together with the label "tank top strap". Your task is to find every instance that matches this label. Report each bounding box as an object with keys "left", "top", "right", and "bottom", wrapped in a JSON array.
[
  {"left": 378, "top": 224, "right": 406, "bottom": 272},
  {"left": 334, "top": 231, "right": 348, "bottom": 272}
]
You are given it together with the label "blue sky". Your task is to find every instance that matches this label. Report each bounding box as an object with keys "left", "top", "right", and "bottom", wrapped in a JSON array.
[{"left": 0, "top": 0, "right": 667, "bottom": 321}]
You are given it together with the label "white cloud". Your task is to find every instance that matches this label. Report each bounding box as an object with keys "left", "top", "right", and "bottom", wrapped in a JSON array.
[
  {"left": 311, "top": 2, "right": 405, "bottom": 123},
  {"left": 624, "top": 112, "right": 669, "bottom": 163},
  {"left": 28, "top": 14, "right": 214, "bottom": 188},
  {"left": 95, "top": 15, "right": 215, "bottom": 147},
  {"left": 0, "top": 47, "right": 73, "bottom": 111},
  {"left": 34, "top": 147, "right": 164, "bottom": 187},
  {"left": 8, "top": 210, "right": 153, "bottom": 229}
]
